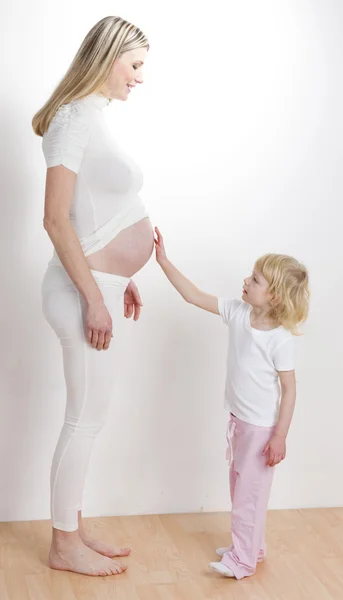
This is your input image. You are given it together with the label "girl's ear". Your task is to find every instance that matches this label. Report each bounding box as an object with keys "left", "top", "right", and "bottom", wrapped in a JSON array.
[
  {"left": 269, "top": 295, "right": 275, "bottom": 306},
  {"left": 268, "top": 292, "right": 280, "bottom": 308}
]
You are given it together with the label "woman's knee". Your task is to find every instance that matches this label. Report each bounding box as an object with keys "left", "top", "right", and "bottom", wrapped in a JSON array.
[{"left": 63, "top": 416, "right": 107, "bottom": 438}]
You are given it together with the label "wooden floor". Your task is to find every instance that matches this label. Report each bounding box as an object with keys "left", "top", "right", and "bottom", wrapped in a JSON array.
[{"left": 0, "top": 509, "right": 343, "bottom": 599}]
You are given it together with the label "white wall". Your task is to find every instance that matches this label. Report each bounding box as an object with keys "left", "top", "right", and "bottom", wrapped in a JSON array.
[{"left": 0, "top": 0, "right": 342, "bottom": 523}]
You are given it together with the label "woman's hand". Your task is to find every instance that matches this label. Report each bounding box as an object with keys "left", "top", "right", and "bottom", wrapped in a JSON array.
[
  {"left": 262, "top": 434, "right": 286, "bottom": 467},
  {"left": 86, "top": 301, "right": 113, "bottom": 351},
  {"left": 124, "top": 280, "right": 143, "bottom": 321},
  {"left": 154, "top": 227, "right": 167, "bottom": 265}
]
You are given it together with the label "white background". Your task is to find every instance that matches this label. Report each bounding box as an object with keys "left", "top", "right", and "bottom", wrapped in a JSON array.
[{"left": 0, "top": 0, "right": 342, "bottom": 523}]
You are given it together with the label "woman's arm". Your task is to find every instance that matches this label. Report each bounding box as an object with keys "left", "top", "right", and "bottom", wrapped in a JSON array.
[
  {"left": 154, "top": 227, "right": 219, "bottom": 315},
  {"left": 44, "top": 165, "right": 113, "bottom": 350}
]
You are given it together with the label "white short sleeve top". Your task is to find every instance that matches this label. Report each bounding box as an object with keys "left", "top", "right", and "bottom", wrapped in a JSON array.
[
  {"left": 42, "top": 94, "right": 148, "bottom": 260},
  {"left": 218, "top": 298, "right": 295, "bottom": 426}
]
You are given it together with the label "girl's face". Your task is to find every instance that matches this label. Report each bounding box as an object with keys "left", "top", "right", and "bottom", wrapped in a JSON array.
[
  {"left": 242, "top": 269, "right": 272, "bottom": 309},
  {"left": 106, "top": 47, "right": 148, "bottom": 101}
]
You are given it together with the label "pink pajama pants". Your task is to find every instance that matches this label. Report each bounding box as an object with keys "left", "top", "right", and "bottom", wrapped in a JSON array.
[{"left": 221, "top": 413, "right": 275, "bottom": 579}]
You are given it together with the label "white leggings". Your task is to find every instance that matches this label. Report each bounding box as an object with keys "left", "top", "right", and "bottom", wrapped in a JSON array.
[{"left": 42, "top": 265, "right": 130, "bottom": 531}]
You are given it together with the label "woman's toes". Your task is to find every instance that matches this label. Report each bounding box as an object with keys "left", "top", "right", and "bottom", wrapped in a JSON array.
[{"left": 117, "top": 547, "right": 131, "bottom": 557}]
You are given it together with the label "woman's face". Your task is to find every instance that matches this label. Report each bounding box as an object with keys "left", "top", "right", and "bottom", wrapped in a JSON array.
[{"left": 106, "top": 47, "right": 148, "bottom": 101}]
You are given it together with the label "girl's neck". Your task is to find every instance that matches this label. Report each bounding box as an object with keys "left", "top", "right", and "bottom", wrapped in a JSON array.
[{"left": 250, "top": 305, "right": 278, "bottom": 331}]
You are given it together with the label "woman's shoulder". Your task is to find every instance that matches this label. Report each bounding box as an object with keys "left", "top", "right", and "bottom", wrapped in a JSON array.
[
  {"left": 45, "top": 98, "right": 94, "bottom": 136},
  {"left": 42, "top": 98, "right": 94, "bottom": 172}
]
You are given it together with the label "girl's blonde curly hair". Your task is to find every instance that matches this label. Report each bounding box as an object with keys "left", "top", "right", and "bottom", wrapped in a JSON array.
[{"left": 254, "top": 254, "right": 309, "bottom": 335}]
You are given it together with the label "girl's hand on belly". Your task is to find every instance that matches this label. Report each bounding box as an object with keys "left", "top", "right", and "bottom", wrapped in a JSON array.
[
  {"left": 154, "top": 227, "right": 168, "bottom": 265},
  {"left": 124, "top": 280, "right": 143, "bottom": 321}
]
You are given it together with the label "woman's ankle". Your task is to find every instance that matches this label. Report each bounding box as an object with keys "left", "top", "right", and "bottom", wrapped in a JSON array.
[{"left": 51, "top": 527, "right": 80, "bottom": 548}]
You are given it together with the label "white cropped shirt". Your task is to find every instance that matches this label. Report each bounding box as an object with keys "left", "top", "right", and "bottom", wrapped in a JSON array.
[{"left": 42, "top": 94, "right": 148, "bottom": 264}]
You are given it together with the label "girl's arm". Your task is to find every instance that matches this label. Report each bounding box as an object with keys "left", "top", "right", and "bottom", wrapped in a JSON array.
[
  {"left": 154, "top": 227, "right": 219, "bottom": 315},
  {"left": 275, "top": 371, "right": 296, "bottom": 438},
  {"left": 263, "top": 370, "right": 296, "bottom": 467}
]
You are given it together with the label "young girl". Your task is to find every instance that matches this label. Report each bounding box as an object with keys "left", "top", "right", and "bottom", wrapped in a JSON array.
[{"left": 154, "top": 227, "right": 309, "bottom": 580}]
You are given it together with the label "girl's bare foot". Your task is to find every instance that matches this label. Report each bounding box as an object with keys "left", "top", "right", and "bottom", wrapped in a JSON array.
[{"left": 49, "top": 529, "right": 127, "bottom": 577}]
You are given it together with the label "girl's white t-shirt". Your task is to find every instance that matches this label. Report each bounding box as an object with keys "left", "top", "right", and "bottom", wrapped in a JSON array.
[{"left": 218, "top": 298, "right": 295, "bottom": 427}]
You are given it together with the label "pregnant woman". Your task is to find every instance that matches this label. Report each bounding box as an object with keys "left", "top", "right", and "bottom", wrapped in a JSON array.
[{"left": 32, "top": 16, "right": 153, "bottom": 576}]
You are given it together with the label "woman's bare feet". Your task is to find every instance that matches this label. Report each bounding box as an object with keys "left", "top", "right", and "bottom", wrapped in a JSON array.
[
  {"left": 49, "top": 529, "right": 127, "bottom": 577},
  {"left": 78, "top": 512, "right": 131, "bottom": 558},
  {"left": 81, "top": 534, "right": 131, "bottom": 558}
]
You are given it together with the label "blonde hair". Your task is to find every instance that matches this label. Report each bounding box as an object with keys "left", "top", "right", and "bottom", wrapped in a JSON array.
[
  {"left": 254, "top": 254, "right": 309, "bottom": 335},
  {"left": 32, "top": 16, "right": 149, "bottom": 137}
]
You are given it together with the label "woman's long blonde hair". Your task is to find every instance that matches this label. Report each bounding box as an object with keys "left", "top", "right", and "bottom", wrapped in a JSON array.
[
  {"left": 254, "top": 254, "right": 310, "bottom": 335},
  {"left": 32, "top": 16, "right": 149, "bottom": 137}
]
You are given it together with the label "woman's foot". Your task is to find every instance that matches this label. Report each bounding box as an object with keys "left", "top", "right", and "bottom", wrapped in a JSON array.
[
  {"left": 80, "top": 532, "right": 131, "bottom": 558},
  {"left": 49, "top": 531, "right": 127, "bottom": 576},
  {"left": 209, "top": 561, "right": 235, "bottom": 578},
  {"left": 78, "top": 512, "right": 131, "bottom": 558}
]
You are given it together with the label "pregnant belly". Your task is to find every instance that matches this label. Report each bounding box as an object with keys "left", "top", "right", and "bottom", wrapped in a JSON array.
[{"left": 86, "top": 217, "right": 154, "bottom": 277}]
